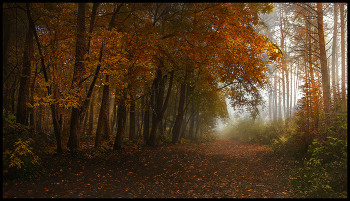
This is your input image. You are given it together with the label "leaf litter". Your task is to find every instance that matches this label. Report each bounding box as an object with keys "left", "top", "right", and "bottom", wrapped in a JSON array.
[{"left": 3, "top": 139, "right": 296, "bottom": 198}]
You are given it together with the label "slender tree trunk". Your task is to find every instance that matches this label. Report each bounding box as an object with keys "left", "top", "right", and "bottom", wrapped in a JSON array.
[
  {"left": 51, "top": 81, "right": 64, "bottom": 153},
  {"left": 332, "top": 3, "right": 338, "bottom": 101},
  {"left": 172, "top": 72, "right": 187, "bottom": 144},
  {"left": 143, "top": 94, "right": 150, "bottom": 144},
  {"left": 285, "top": 63, "right": 289, "bottom": 119},
  {"left": 113, "top": 89, "right": 127, "bottom": 150},
  {"left": 317, "top": 3, "right": 331, "bottom": 123},
  {"left": 95, "top": 74, "right": 111, "bottom": 147},
  {"left": 273, "top": 70, "right": 277, "bottom": 121},
  {"left": 289, "top": 65, "right": 293, "bottom": 118},
  {"left": 280, "top": 4, "right": 286, "bottom": 120},
  {"left": 88, "top": 93, "right": 94, "bottom": 135},
  {"left": 340, "top": 3, "right": 346, "bottom": 100},
  {"left": 11, "top": 79, "right": 18, "bottom": 115},
  {"left": 278, "top": 75, "right": 282, "bottom": 119},
  {"left": 269, "top": 88, "right": 272, "bottom": 120},
  {"left": 137, "top": 97, "right": 143, "bottom": 137},
  {"left": 188, "top": 99, "right": 196, "bottom": 141},
  {"left": 129, "top": 93, "right": 136, "bottom": 141},
  {"left": 194, "top": 107, "right": 200, "bottom": 141},
  {"left": 294, "top": 65, "right": 299, "bottom": 110},
  {"left": 16, "top": 27, "right": 33, "bottom": 125},
  {"left": 148, "top": 69, "right": 162, "bottom": 145},
  {"left": 169, "top": 85, "right": 178, "bottom": 135},
  {"left": 111, "top": 88, "right": 118, "bottom": 133},
  {"left": 29, "top": 76, "right": 36, "bottom": 134}
]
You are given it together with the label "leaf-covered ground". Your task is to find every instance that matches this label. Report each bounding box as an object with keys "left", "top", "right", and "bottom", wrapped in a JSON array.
[{"left": 3, "top": 139, "right": 297, "bottom": 198}]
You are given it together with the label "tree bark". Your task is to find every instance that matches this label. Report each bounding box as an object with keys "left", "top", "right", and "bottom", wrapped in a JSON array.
[
  {"left": 148, "top": 69, "right": 163, "bottom": 146},
  {"left": 148, "top": 70, "right": 174, "bottom": 146},
  {"left": 317, "top": 3, "right": 331, "bottom": 121},
  {"left": 129, "top": 93, "right": 136, "bottom": 141},
  {"left": 113, "top": 89, "right": 127, "bottom": 150},
  {"left": 340, "top": 3, "right": 346, "bottom": 100},
  {"left": 280, "top": 4, "right": 290, "bottom": 120},
  {"left": 111, "top": 92, "right": 118, "bottom": 133},
  {"left": 16, "top": 26, "right": 33, "bottom": 125},
  {"left": 168, "top": 84, "right": 178, "bottom": 135},
  {"left": 88, "top": 93, "right": 94, "bottom": 135},
  {"left": 143, "top": 94, "right": 150, "bottom": 144},
  {"left": 332, "top": 3, "right": 338, "bottom": 101},
  {"left": 67, "top": 3, "right": 86, "bottom": 152},
  {"left": 172, "top": 71, "right": 187, "bottom": 144},
  {"left": 273, "top": 69, "right": 277, "bottom": 121},
  {"left": 95, "top": 74, "right": 111, "bottom": 147}
]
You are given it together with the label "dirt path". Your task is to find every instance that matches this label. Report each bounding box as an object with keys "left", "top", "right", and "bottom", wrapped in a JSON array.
[{"left": 3, "top": 140, "right": 296, "bottom": 198}]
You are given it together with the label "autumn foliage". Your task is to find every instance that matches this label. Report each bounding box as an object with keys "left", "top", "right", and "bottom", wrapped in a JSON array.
[{"left": 2, "top": 2, "right": 347, "bottom": 198}]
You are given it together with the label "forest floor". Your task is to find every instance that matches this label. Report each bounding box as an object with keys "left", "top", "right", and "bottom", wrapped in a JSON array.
[{"left": 3, "top": 139, "right": 299, "bottom": 198}]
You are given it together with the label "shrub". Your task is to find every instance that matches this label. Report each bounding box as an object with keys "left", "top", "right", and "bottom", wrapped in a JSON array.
[
  {"left": 2, "top": 112, "right": 43, "bottom": 180},
  {"left": 290, "top": 137, "right": 347, "bottom": 198},
  {"left": 3, "top": 138, "right": 43, "bottom": 180}
]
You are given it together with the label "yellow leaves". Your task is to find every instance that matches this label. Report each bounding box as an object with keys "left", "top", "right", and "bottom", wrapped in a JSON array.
[{"left": 3, "top": 138, "right": 40, "bottom": 170}]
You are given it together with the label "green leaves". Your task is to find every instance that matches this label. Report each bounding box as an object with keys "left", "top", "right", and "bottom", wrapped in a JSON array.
[{"left": 290, "top": 137, "right": 347, "bottom": 198}]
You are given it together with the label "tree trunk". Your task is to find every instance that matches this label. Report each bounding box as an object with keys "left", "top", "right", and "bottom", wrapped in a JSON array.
[
  {"left": 194, "top": 108, "right": 200, "bottom": 141},
  {"left": 169, "top": 84, "right": 178, "bottom": 135},
  {"left": 289, "top": 65, "right": 293, "bottom": 118},
  {"left": 148, "top": 69, "right": 164, "bottom": 146},
  {"left": 273, "top": 70, "right": 277, "bottom": 121},
  {"left": 67, "top": 3, "right": 86, "bottom": 152},
  {"left": 143, "top": 94, "right": 150, "bottom": 144},
  {"left": 188, "top": 99, "right": 196, "bottom": 141},
  {"left": 16, "top": 27, "right": 33, "bottom": 125},
  {"left": 129, "top": 93, "right": 136, "bottom": 141},
  {"left": 340, "top": 3, "right": 346, "bottom": 100},
  {"left": 332, "top": 3, "right": 338, "bottom": 101},
  {"left": 172, "top": 72, "right": 187, "bottom": 144},
  {"left": 278, "top": 74, "right": 282, "bottom": 119},
  {"left": 113, "top": 90, "right": 127, "bottom": 150},
  {"left": 317, "top": 3, "right": 331, "bottom": 122},
  {"left": 95, "top": 74, "right": 111, "bottom": 147},
  {"left": 148, "top": 71, "right": 174, "bottom": 146},
  {"left": 88, "top": 93, "right": 94, "bottom": 135},
  {"left": 111, "top": 88, "right": 118, "bottom": 133}
]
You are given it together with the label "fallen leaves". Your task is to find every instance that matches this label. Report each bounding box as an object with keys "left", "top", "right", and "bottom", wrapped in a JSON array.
[{"left": 2, "top": 140, "right": 295, "bottom": 198}]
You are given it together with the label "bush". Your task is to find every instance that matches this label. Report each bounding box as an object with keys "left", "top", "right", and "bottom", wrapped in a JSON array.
[
  {"left": 3, "top": 112, "right": 43, "bottom": 180},
  {"left": 290, "top": 137, "right": 347, "bottom": 198},
  {"left": 3, "top": 138, "right": 43, "bottom": 180}
]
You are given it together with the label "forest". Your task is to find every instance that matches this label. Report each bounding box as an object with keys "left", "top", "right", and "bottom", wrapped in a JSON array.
[{"left": 2, "top": 3, "right": 347, "bottom": 198}]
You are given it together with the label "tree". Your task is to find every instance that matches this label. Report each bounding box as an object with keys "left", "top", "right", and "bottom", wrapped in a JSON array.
[
  {"left": 316, "top": 3, "right": 331, "bottom": 125},
  {"left": 172, "top": 71, "right": 187, "bottom": 144},
  {"left": 113, "top": 89, "right": 127, "bottom": 150},
  {"left": 332, "top": 3, "right": 338, "bottom": 100},
  {"left": 129, "top": 93, "right": 136, "bottom": 141},
  {"left": 340, "top": 3, "right": 346, "bottom": 100},
  {"left": 95, "top": 73, "right": 111, "bottom": 147},
  {"left": 25, "top": 2, "right": 65, "bottom": 154},
  {"left": 67, "top": 3, "right": 87, "bottom": 152},
  {"left": 16, "top": 26, "right": 33, "bottom": 126}
]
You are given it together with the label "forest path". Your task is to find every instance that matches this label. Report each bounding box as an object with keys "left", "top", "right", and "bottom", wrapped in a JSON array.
[{"left": 3, "top": 139, "right": 296, "bottom": 198}]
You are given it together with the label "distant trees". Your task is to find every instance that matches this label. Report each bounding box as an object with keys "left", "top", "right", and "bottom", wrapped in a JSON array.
[{"left": 263, "top": 3, "right": 347, "bottom": 157}]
